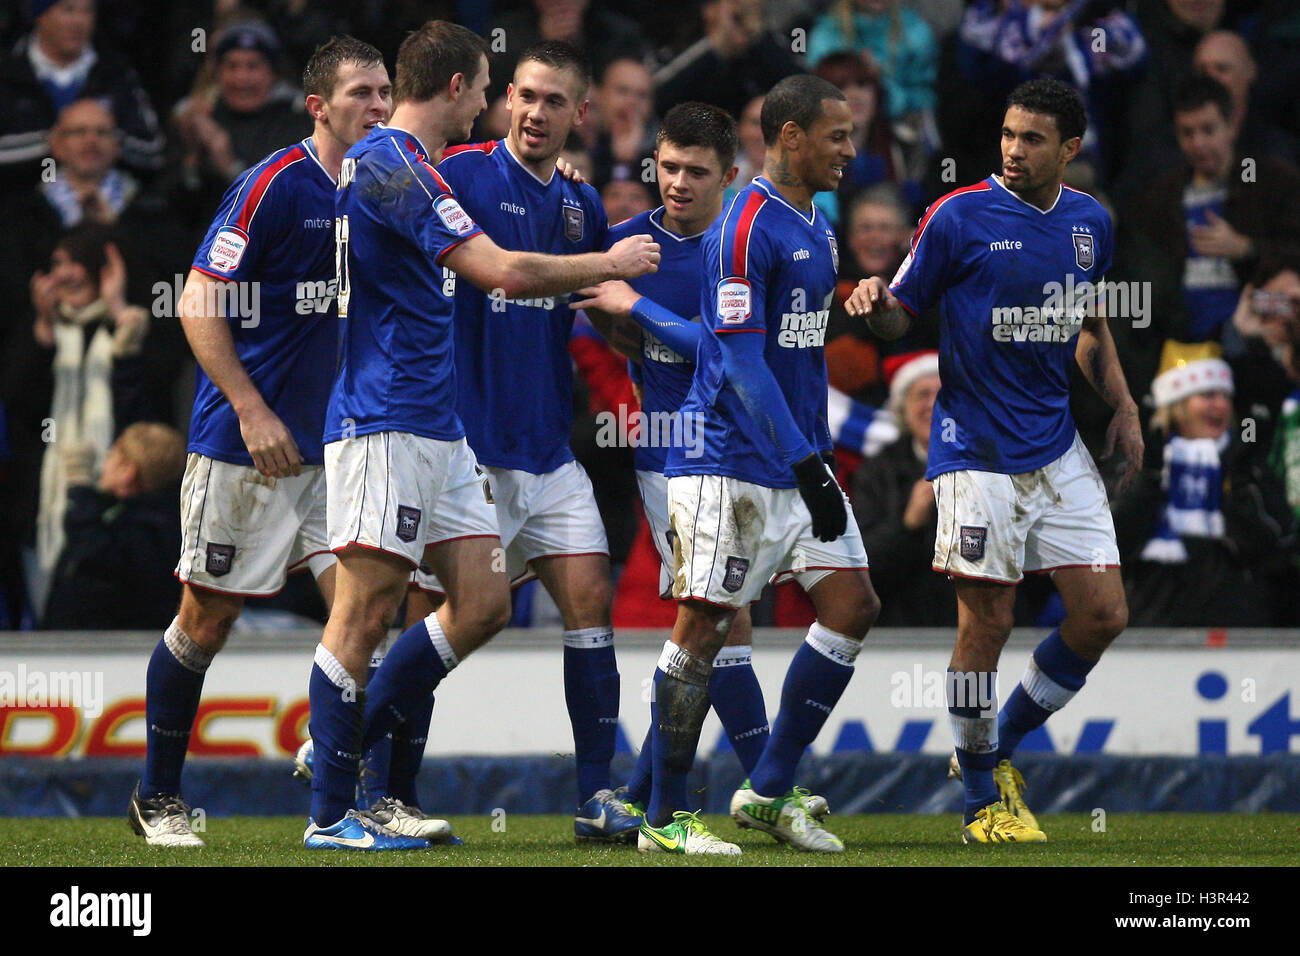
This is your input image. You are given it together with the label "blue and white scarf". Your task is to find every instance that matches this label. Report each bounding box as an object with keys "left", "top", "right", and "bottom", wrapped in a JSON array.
[
  {"left": 1139, "top": 433, "right": 1229, "bottom": 563},
  {"left": 40, "top": 168, "right": 136, "bottom": 227}
]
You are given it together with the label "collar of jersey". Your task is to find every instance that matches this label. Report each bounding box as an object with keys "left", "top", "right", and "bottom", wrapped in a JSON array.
[
  {"left": 991, "top": 174, "right": 1062, "bottom": 215},
  {"left": 501, "top": 138, "right": 556, "bottom": 187},
  {"left": 648, "top": 206, "right": 708, "bottom": 242},
  {"left": 753, "top": 177, "right": 816, "bottom": 226},
  {"left": 299, "top": 136, "right": 337, "bottom": 184},
  {"left": 375, "top": 123, "right": 432, "bottom": 162}
]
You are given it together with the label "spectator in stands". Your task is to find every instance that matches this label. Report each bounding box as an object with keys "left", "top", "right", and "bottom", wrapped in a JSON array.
[
  {"left": 825, "top": 186, "right": 913, "bottom": 405},
  {"left": 654, "top": 0, "right": 804, "bottom": 119},
  {"left": 730, "top": 94, "right": 766, "bottom": 191},
  {"left": 589, "top": 58, "right": 657, "bottom": 189},
  {"left": 807, "top": 0, "right": 937, "bottom": 123},
  {"left": 1116, "top": 0, "right": 1229, "bottom": 198},
  {"left": 1193, "top": 29, "right": 1296, "bottom": 166},
  {"left": 813, "top": 52, "right": 901, "bottom": 211},
  {"left": 851, "top": 350, "right": 956, "bottom": 625},
  {"left": 43, "top": 421, "right": 185, "bottom": 630},
  {"left": 1114, "top": 341, "right": 1297, "bottom": 626},
  {"left": 488, "top": 0, "right": 649, "bottom": 104},
  {"left": 170, "top": 19, "right": 311, "bottom": 229},
  {"left": 21, "top": 224, "right": 156, "bottom": 611},
  {"left": 1121, "top": 75, "right": 1300, "bottom": 376},
  {"left": 957, "top": 0, "right": 1146, "bottom": 186},
  {"left": 600, "top": 175, "right": 655, "bottom": 225},
  {"left": 0, "top": 0, "right": 165, "bottom": 193}
]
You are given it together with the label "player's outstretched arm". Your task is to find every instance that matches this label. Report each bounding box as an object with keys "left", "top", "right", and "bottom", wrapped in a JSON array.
[
  {"left": 720, "top": 332, "right": 846, "bottom": 542},
  {"left": 178, "top": 268, "right": 302, "bottom": 478},
  {"left": 443, "top": 232, "right": 660, "bottom": 301},
  {"left": 845, "top": 276, "right": 910, "bottom": 340},
  {"left": 1076, "top": 312, "right": 1142, "bottom": 491},
  {"left": 570, "top": 281, "right": 702, "bottom": 358}
]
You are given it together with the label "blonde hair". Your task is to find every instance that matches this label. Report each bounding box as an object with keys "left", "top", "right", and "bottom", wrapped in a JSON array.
[{"left": 115, "top": 422, "right": 187, "bottom": 492}]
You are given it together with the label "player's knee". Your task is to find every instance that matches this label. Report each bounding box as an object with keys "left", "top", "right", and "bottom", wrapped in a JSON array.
[
  {"left": 566, "top": 581, "right": 612, "bottom": 628},
  {"left": 466, "top": 591, "right": 511, "bottom": 641},
  {"left": 177, "top": 592, "right": 240, "bottom": 653},
  {"left": 1089, "top": 596, "right": 1128, "bottom": 644}
]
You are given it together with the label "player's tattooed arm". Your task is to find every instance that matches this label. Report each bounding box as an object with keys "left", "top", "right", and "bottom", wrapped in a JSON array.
[
  {"left": 1077, "top": 313, "right": 1143, "bottom": 490},
  {"left": 178, "top": 269, "right": 302, "bottom": 478},
  {"left": 845, "top": 276, "right": 910, "bottom": 340}
]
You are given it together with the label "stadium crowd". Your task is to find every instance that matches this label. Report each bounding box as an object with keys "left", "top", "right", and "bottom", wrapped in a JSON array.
[{"left": 1, "top": 0, "right": 1298, "bottom": 631}]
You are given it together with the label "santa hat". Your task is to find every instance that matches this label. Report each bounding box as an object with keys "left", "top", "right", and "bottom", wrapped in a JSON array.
[
  {"left": 1150, "top": 341, "right": 1233, "bottom": 409},
  {"left": 883, "top": 350, "right": 939, "bottom": 415}
]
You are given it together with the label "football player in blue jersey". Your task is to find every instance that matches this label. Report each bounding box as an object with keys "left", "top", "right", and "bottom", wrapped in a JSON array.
[
  {"left": 306, "top": 21, "right": 659, "bottom": 850},
  {"left": 615, "top": 75, "right": 879, "bottom": 856},
  {"left": 848, "top": 77, "right": 1142, "bottom": 844},
  {"left": 127, "top": 36, "right": 395, "bottom": 849},
  {"left": 572, "top": 101, "right": 830, "bottom": 831}
]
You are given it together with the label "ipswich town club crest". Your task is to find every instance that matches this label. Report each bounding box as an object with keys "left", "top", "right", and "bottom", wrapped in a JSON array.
[
  {"left": 396, "top": 505, "right": 421, "bottom": 543},
  {"left": 722, "top": 556, "right": 750, "bottom": 593},
  {"left": 1072, "top": 232, "right": 1094, "bottom": 270},
  {"left": 959, "top": 526, "right": 986, "bottom": 562},
  {"left": 563, "top": 205, "right": 584, "bottom": 243},
  {"left": 828, "top": 234, "right": 839, "bottom": 272},
  {"left": 205, "top": 542, "right": 235, "bottom": 576}
]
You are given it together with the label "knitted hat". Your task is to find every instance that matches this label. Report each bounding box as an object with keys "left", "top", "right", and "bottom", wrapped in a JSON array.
[
  {"left": 884, "top": 350, "right": 940, "bottom": 415},
  {"left": 214, "top": 20, "right": 280, "bottom": 67},
  {"left": 1150, "top": 341, "right": 1234, "bottom": 408}
]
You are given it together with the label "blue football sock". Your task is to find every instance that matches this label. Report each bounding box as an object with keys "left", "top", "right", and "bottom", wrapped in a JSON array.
[
  {"left": 140, "top": 620, "right": 213, "bottom": 799},
  {"left": 647, "top": 642, "right": 713, "bottom": 827},
  {"left": 997, "top": 629, "right": 1095, "bottom": 762},
  {"left": 947, "top": 669, "right": 999, "bottom": 823},
  {"left": 625, "top": 726, "right": 653, "bottom": 807},
  {"left": 709, "top": 645, "right": 769, "bottom": 775},
  {"left": 309, "top": 646, "right": 364, "bottom": 828},
  {"left": 362, "top": 615, "right": 454, "bottom": 752},
  {"left": 387, "top": 693, "right": 434, "bottom": 807},
  {"left": 563, "top": 628, "right": 619, "bottom": 804},
  {"left": 749, "top": 625, "right": 858, "bottom": 797},
  {"left": 360, "top": 655, "right": 390, "bottom": 806}
]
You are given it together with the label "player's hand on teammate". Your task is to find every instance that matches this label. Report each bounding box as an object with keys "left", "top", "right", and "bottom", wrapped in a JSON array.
[
  {"left": 239, "top": 404, "right": 303, "bottom": 479},
  {"left": 605, "top": 234, "right": 660, "bottom": 280},
  {"left": 1103, "top": 403, "right": 1144, "bottom": 493},
  {"left": 555, "top": 156, "right": 586, "bottom": 184},
  {"left": 845, "top": 277, "right": 909, "bottom": 340},
  {"left": 570, "top": 280, "right": 641, "bottom": 318},
  {"left": 793, "top": 452, "right": 847, "bottom": 542}
]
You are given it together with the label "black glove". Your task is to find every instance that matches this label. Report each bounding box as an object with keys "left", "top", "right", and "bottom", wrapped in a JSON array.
[
  {"left": 820, "top": 449, "right": 836, "bottom": 472},
  {"left": 793, "top": 452, "right": 846, "bottom": 542}
]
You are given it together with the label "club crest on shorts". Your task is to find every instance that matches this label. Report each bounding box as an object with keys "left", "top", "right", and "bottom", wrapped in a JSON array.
[
  {"left": 563, "top": 204, "right": 584, "bottom": 243},
  {"left": 396, "top": 505, "right": 422, "bottom": 543},
  {"left": 959, "top": 526, "right": 987, "bottom": 562},
  {"left": 722, "top": 556, "right": 750, "bottom": 593},
  {"left": 1072, "top": 232, "right": 1094, "bottom": 270},
  {"left": 205, "top": 543, "right": 235, "bottom": 576}
]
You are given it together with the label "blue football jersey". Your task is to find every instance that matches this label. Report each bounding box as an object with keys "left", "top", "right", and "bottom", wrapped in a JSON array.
[
  {"left": 665, "top": 178, "right": 838, "bottom": 489},
  {"left": 604, "top": 206, "right": 705, "bottom": 473},
  {"left": 889, "top": 175, "right": 1114, "bottom": 479},
  {"left": 188, "top": 138, "right": 339, "bottom": 466},
  {"left": 435, "top": 139, "right": 608, "bottom": 473},
  {"left": 325, "top": 125, "right": 484, "bottom": 444}
]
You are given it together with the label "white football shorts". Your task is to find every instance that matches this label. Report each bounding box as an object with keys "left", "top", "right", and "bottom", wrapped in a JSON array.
[
  {"left": 326, "top": 431, "right": 499, "bottom": 567},
  {"left": 411, "top": 459, "right": 609, "bottom": 594},
  {"left": 932, "top": 432, "right": 1121, "bottom": 584},
  {"left": 175, "top": 454, "right": 335, "bottom": 595},
  {"left": 667, "top": 473, "right": 869, "bottom": 608}
]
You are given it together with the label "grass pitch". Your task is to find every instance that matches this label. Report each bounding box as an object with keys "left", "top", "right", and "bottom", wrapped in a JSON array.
[{"left": 3, "top": 813, "right": 1298, "bottom": 866}]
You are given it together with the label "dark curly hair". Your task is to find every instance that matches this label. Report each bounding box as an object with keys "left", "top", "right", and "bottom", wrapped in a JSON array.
[
  {"left": 656, "top": 102, "right": 739, "bottom": 171},
  {"left": 1173, "top": 74, "right": 1234, "bottom": 123},
  {"left": 1006, "top": 77, "right": 1087, "bottom": 144}
]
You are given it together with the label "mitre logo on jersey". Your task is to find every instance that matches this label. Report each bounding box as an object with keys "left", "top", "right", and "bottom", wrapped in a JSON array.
[
  {"left": 205, "top": 543, "right": 235, "bottom": 576},
  {"left": 717, "top": 279, "right": 752, "bottom": 324},
  {"left": 395, "top": 506, "right": 421, "bottom": 543},
  {"left": 562, "top": 204, "right": 584, "bottom": 243},
  {"left": 1073, "top": 232, "right": 1094, "bottom": 270},
  {"left": 434, "top": 196, "right": 474, "bottom": 236},
  {"left": 207, "top": 226, "right": 249, "bottom": 273}
]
